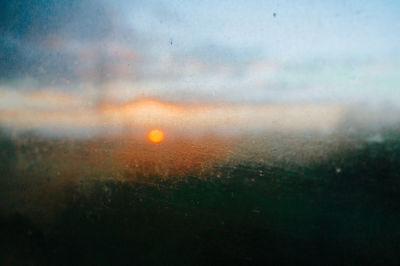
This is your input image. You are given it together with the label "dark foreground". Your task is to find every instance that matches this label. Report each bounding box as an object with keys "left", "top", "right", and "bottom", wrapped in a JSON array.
[{"left": 1, "top": 132, "right": 400, "bottom": 265}]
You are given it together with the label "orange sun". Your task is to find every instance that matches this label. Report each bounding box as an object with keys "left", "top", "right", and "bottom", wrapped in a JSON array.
[{"left": 148, "top": 129, "right": 165, "bottom": 143}]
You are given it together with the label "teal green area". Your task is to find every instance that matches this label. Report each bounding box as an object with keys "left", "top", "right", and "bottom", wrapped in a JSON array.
[{"left": 1, "top": 130, "right": 400, "bottom": 265}]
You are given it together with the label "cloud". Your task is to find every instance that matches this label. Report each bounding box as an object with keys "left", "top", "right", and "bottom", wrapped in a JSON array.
[
  {"left": 0, "top": 90, "right": 347, "bottom": 135},
  {"left": 1, "top": 0, "right": 400, "bottom": 108},
  {"left": 0, "top": 0, "right": 146, "bottom": 85}
]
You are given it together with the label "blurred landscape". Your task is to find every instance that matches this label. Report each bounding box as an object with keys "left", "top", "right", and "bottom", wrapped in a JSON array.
[
  {"left": 2, "top": 0, "right": 400, "bottom": 265},
  {"left": 1, "top": 122, "right": 400, "bottom": 265}
]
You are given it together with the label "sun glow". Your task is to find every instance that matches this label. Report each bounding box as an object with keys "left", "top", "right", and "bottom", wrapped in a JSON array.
[{"left": 148, "top": 129, "right": 165, "bottom": 143}]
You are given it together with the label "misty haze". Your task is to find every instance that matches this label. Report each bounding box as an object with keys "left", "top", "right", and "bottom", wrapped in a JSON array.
[{"left": 1, "top": 0, "right": 400, "bottom": 265}]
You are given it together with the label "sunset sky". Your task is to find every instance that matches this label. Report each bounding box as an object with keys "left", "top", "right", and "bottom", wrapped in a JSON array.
[{"left": 1, "top": 0, "right": 400, "bottom": 134}]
